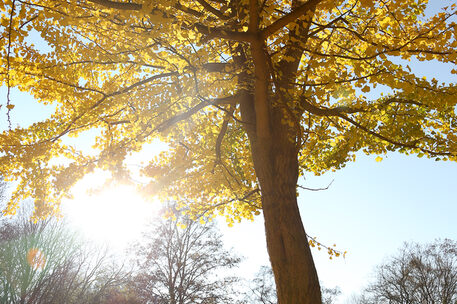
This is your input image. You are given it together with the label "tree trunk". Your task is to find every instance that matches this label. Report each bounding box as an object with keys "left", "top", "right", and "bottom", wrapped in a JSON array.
[
  {"left": 259, "top": 145, "right": 321, "bottom": 303},
  {"left": 238, "top": 35, "right": 321, "bottom": 301},
  {"left": 245, "top": 107, "right": 322, "bottom": 303},
  {"left": 261, "top": 168, "right": 321, "bottom": 304}
]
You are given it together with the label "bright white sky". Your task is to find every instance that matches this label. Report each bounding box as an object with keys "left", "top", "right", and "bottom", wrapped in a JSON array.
[{"left": 1, "top": 2, "right": 457, "bottom": 303}]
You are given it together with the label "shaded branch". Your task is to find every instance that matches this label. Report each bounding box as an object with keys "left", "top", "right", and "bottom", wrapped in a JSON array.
[
  {"left": 195, "top": 23, "right": 256, "bottom": 42},
  {"left": 261, "top": 0, "right": 321, "bottom": 39},
  {"left": 154, "top": 101, "right": 207, "bottom": 133},
  {"left": 301, "top": 97, "right": 454, "bottom": 157},
  {"left": 202, "top": 62, "right": 233, "bottom": 73},
  {"left": 87, "top": 0, "right": 141, "bottom": 10},
  {"left": 300, "top": 97, "right": 365, "bottom": 116},
  {"left": 149, "top": 91, "right": 241, "bottom": 136},
  {"left": 215, "top": 106, "right": 234, "bottom": 164},
  {"left": 198, "top": 93, "right": 239, "bottom": 106},
  {"left": 110, "top": 72, "right": 178, "bottom": 98},
  {"left": 336, "top": 113, "right": 418, "bottom": 149},
  {"left": 195, "top": 0, "right": 230, "bottom": 20},
  {"left": 337, "top": 114, "right": 453, "bottom": 157},
  {"left": 249, "top": 0, "right": 259, "bottom": 32}
]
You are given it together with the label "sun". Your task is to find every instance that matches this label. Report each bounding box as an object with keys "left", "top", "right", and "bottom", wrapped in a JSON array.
[{"left": 62, "top": 174, "right": 159, "bottom": 250}]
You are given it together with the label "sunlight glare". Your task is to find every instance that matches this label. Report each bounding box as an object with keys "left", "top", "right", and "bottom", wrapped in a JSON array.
[{"left": 63, "top": 176, "right": 159, "bottom": 250}]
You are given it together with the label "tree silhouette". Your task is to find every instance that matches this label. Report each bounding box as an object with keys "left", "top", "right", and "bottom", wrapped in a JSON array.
[
  {"left": 360, "top": 239, "right": 457, "bottom": 304},
  {"left": 0, "top": 202, "right": 130, "bottom": 304},
  {"left": 129, "top": 206, "right": 241, "bottom": 304}
]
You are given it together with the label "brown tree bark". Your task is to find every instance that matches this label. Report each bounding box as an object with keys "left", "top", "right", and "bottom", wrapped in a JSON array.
[
  {"left": 258, "top": 129, "right": 321, "bottom": 304},
  {"left": 240, "top": 87, "right": 322, "bottom": 303},
  {"left": 262, "top": 182, "right": 322, "bottom": 304}
]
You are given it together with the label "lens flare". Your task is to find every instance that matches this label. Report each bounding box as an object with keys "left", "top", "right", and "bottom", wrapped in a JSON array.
[{"left": 26, "top": 248, "right": 46, "bottom": 270}]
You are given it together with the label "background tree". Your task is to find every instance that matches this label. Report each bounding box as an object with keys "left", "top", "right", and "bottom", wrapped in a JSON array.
[
  {"left": 245, "top": 265, "right": 341, "bottom": 304},
  {"left": 1, "top": 1, "right": 457, "bottom": 302},
  {"left": 0, "top": 201, "right": 130, "bottom": 304},
  {"left": 321, "top": 286, "right": 342, "bottom": 304},
  {"left": 129, "top": 205, "right": 241, "bottom": 304},
  {"left": 359, "top": 239, "right": 457, "bottom": 304},
  {"left": 245, "top": 266, "right": 277, "bottom": 304},
  {"left": 0, "top": 177, "right": 6, "bottom": 203}
]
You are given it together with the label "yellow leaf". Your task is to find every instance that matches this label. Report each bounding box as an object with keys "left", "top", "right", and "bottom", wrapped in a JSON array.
[
  {"left": 375, "top": 156, "right": 383, "bottom": 162},
  {"left": 361, "top": 86, "right": 371, "bottom": 93},
  {"left": 360, "top": 0, "right": 374, "bottom": 7}
]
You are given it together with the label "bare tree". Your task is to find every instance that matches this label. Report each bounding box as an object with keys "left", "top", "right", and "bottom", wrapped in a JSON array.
[
  {"left": 245, "top": 266, "right": 277, "bottom": 304},
  {"left": 322, "top": 286, "right": 342, "bottom": 304},
  {"left": 0, "top": 201, "right": 130, "bottom": 304},
  {"left": 245, "top": 265, "right": 340, "bottom": 304},
  {"left": 129, "top": 205, "right": 241, "bottom": 304},
  {"left": 360, "top": 239, "right": 457, "bottom": 304},
  {"left": 0, "top": 177, "right": 6, "bottom": 203}
]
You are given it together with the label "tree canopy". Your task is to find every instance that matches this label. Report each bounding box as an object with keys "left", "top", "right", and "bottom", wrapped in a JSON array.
[
  {"left": 1, "top": 0, "right": 456, "bottom": 303},
  {"left": 1, "top": 0, "right": 456, "bottom": 218}
]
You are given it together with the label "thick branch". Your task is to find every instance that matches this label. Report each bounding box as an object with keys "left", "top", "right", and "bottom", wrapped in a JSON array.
[
  {"left": 249, "top": 0, "right": 259, "bottom": 32},
  {"left": 251, "top": 40, "right": 271, "bottom": 139},
  {"left": 195, "top": 23, "right": 256, "bottom": 42},
  {"left": 199, "top": 94, "right": 239, "bottom": 106},
  {"left": 87, "top": 0, "right": 141, "bottom": 10},
  {"left": 110, "top": 72, "right": 178, "bottom": 97},
  {"left": 155, "top": 94, "right": 238, "bottom": 133},
  {"left": 215, "top": 106, "right": 234, "bottom": 164},
  {"left": 261, "top": 0, "right": 321, "bottom": 39},
  {"left": 154, "top": 102, "right": 206, "bottom": 133},
  {"left": 195, "top": 0, "right": 230, "bottom": 20},
  {"left": 202, "top": 62, "right": 233, "bottom": 73},
  {"left": 337, "top": 113, "right": 418, "bottom": 149},
  {"left": 300, "top": 97, "right": 365, "bottom": 116}
]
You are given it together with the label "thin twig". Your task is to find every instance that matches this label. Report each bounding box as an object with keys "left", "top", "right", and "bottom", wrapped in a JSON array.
[
  {"left": 5, "top": 0, "right": 17, "bottom": 129},
  {"left": 297, "top": 179, "right": 334, "bottom": 191}
]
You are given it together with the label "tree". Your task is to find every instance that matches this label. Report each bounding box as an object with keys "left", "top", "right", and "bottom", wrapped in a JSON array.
[
  {"left": 0, "top": 203, "right": 130, "bottom": 304},
  {"left": 245, "top": 266, "right": 277, "bottom": 304},
  {"left": 1, "top": 1, "right": 457, "bottom": 302},
  {"left": 245, "top": 265, "right": 341, "bottom": 304},
  {"left": 129, "top": 206, "right": 241, "bottom": 304},
  {"left": 359, "top": 239, "right": 457, "bottom": 304},
  {"left": 0, "top": 177, "right": 6, "bottom": 203},
  {"left": 322, "top": 286, "right": 342, "bottom": 304}
]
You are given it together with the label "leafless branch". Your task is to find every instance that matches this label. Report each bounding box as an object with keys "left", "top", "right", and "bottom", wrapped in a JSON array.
[
  {"left": 297, "top": 179, "right": 334, "bottom": 191},
  {"left": 5, "top": 0, "right": 16, "bottom": 129}
]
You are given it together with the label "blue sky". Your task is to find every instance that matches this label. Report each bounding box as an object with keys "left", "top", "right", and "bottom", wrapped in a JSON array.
[{"left": 220, "top": 152, "right": 457, "bottom": 302}]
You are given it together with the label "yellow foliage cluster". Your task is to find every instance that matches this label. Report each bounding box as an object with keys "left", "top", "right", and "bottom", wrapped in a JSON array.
[{"left": 308, "top": 236, "right": 347, "bottom": 259}]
